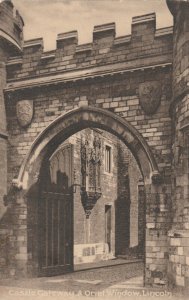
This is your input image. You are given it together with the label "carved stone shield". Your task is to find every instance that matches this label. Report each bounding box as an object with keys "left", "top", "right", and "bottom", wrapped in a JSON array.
[
  {"left": 16, "top": 100, "right": 34, "bottom": 127},
  {"left": 139, "top": 81, "right": 162, "bottom": 115}
]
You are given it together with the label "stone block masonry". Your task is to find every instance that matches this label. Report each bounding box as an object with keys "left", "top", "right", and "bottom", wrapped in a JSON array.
[
  {"left": 6, "top": 15, "right": 173, "bottom": 82},
  {"left": 0, "top": 0, "right": 189, "bottom": 294},
  {"left": 0, "top": 2, "right": 24, "bottom": 280},
  {"left": 167, "top": 0, "right": 189, "bottom": 293},
  {"left": 5, "top": 67, "right": 172, "bottom": 188},
  {"left": 3, "top": 4, "right": 173, "bottom": 285},
  {"left": 6, "top": 64, "right": 172, "bottom": 286}
]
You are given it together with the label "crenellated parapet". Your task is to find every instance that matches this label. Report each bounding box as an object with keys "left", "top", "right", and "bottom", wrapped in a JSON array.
[
  {"left": 0, "top": 1, "right": 177, "bottom": 285},
  {"left": 6, "top": 12, "right": 173, "bottom": 83},
  {"left": 0, "top": 0, "right": 24, "bottom": 55}
]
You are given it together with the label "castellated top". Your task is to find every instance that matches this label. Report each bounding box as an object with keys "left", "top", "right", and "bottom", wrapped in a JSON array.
[
  {"left": 0, "top": 0, "right": 24, "bottom": 54},
  {"left": 5, "top": 8, "right": 173, "bottom": 86}
]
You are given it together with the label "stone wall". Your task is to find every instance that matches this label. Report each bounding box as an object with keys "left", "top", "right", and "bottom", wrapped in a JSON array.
[
  {"left": 116, "top": 142, "right": 143, "bottom": 257},
  {"left": 2, "top": 0, "right": 188, "bottom": 290},
  {"left": 0, "top": 0, "right": 24, "bottom": 51},
  {"left": 5, "top": 66, "right": 172, "bottom": 187},
  {"left": 6, "top": 13, "right": 172, "bottom": 81},
  {"left": 0, "top": 1, "right": 24, "bottom": 279},
  {"left": 167, "top": 0, "right": 189, "bottom": 291},
  {"left": 63, "top": 129, "right": 143, "bottom": 264},
  {"left": 70, "top": 129, "right": 118, "bottom": 263},
  {"left": 4, "top": 32, "right": 173, "bottom": 284}
]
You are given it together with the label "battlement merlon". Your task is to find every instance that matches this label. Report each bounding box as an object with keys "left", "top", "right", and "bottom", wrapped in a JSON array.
[
  {"left": 18, "top": 12, "right": 173, "bottom": 56},
  {"left": 0, "top": 0, "right": 24, "bottom": 54},
  {"left": 132, "top": 12, "right": 156, "bottom": 24},
  {"left": 57, "top": 31, "right": 78, "bottom": 50}
]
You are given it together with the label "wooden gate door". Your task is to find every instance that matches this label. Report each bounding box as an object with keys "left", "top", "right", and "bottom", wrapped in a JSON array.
[{"left": 38, "top": 145, "right": 73, "bottom": 276}]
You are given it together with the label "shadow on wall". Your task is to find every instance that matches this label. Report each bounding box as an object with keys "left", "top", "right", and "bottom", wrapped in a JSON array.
[
  {"left": 0, "top": 184, "right": 29, "bottom": 278},
  {"left": 115, "top": 172, "right": 130, "bottom": 256},
  {"left": 115, "top": 144, "right": 145, "bottom": 259}
]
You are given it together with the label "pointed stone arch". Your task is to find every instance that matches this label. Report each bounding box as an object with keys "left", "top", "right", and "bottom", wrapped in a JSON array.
[
  {"left": 13, "top": 106, "right": 160, "bottom": 191},
  {"left": 8, "top": 106, "right": 166, "bottom": 282}
]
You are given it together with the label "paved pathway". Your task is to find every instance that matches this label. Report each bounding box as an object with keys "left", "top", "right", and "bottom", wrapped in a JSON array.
[{"left": 0, "top": 260, "right": 186, "bottom": 300}]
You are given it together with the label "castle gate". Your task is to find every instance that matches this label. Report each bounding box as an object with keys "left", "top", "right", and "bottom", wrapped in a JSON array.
[
  {"left": 7, "top": 107, "right": 164, "bottom": 281},
  {"left": 38, "top": 144, "right": 74, "bottom": 276},
  {"left": 3, "top": 0, "right": 189, "bottom": 290}
]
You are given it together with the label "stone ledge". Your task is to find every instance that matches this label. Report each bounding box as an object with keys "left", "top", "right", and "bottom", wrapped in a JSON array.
[
  {"left": 132, "top": 13, "right": 156, "bottom": 25},
  {"left": 168, "top": 230, "right": 189, "bottom": 238},
  {"left": 0, "top": 30, "right": 22, "bottom": 52},
  {"left": 5, "top": 61, "right": 172, "bottom": 92},
  {"left": 114, "top": 35, "right": 131, "bottom": 45},
  {"left": 0, "top": 130, "right": 8, "bottom": 139},
  {"left": 74, "top": 242, "right": 114, "bottom": 265},
  {"left": 76, "top": 43, "right": 92, "bottom": 53},
  {"left": 155, "top": 27, "right": 173, "bottom": 37},
  {"left": 23, "top": 38, "right": 43, "bottom": 48},
  {"left": 6, "top": 57, "right": 23, "bottom": 66},
  {"left": 93, "top": 22, "right": 115, "bottom": 33},
  {"left": 41, "top": 53, "right": 55, "bottom": 60},
  {"left": 57, "top": 30, "right": 78, "bottom": 41}
]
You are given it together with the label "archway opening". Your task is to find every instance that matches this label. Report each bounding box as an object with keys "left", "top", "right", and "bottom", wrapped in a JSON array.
[
  {"left": 35, "top": 127, "right": 145, "bottom": 281},
  {"left": 16, "top": 107, "right": 159, "bottom": 284}
]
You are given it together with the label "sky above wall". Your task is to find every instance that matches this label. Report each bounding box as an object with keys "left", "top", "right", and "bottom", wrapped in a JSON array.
[{"left": 13, "top": 0, "right": 173, "bottom": 50}]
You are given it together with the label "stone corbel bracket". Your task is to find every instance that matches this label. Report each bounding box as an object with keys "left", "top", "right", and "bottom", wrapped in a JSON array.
[
  {"left": 151, "top": 170, "right": 162, "bottom": 185},
  {"left": 3, "top": 179, "right": 23, "bottom": 206},
  {"left": 12, "top": 178, "right": 23, "bottom": 190}
]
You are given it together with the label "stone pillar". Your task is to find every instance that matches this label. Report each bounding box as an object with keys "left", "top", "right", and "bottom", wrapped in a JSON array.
[
  {"left": 0, "top": 0, "right": 24, "bottom": 203},
  {"left": 167, "top": 0, "right": 189, "bottom": 291},
  {"left": 0, "top": 0, "right": 24, "bottom": 278},
  {"left": 145, "top": 178, "right": 171, "bottom": 288},
  {"left": 138, "top": 179, "right": 145, "bottom": 258},
  {"left": 0, "top": 62, "right": 7, "bottom": 216}
]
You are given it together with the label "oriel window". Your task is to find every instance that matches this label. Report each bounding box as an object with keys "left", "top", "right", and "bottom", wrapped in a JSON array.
[{"left": 105, "top": 145, "right": 112, "bottom": 173}]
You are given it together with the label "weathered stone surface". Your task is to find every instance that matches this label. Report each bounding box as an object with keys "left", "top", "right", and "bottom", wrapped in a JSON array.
[{"left": 0, "top": 0, "right": 188, "bottom": 293}]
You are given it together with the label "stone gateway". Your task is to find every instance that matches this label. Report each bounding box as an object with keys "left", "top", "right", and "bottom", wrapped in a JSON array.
[{"left": 0, "top": 0, "right": 189, "bottom": 293}]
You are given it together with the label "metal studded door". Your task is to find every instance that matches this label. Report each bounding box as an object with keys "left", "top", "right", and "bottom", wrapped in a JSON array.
[{"left": 38, "top": 144, "right": 73, "bottom": 276}]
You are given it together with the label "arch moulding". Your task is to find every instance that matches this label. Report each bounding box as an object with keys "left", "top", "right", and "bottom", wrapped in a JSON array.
[{"left": 12, "top": 106, "right": 160, "bottom": 191}]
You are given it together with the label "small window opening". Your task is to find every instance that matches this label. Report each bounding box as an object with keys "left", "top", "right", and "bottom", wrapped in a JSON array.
[{"left": 105, "top": 145, "right": 112, "bottom": 173}]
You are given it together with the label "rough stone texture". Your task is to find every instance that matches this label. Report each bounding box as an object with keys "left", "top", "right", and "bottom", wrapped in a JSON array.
[
  {"left": 0, "top": 0, "right": 189, "bottom": 292},
  {"left": 0, "top": 1, "right": 24, "bottom": 279},
  {"left": 1, "top": 1, "right": 173, "bottom": 284},
  {"left": 71, "top": 129, "right": 119, "bottom": 262},
  {"left": 5, "top": 80, "right": 172, "bottom": 282},
  {"left": 5, "top": 14, "right": 172, "bottom": 81},
  {"left": 47, "top": 129, "right": 143, "bottom": 264},
  {"left": 0, "top": 56, "right": 8, "bottom": 222},
  {"left": 167, "top": 0, "right": 189, "bottom": 291},
  {"left": 0, "top": 0, "right": 24, "bottom": 51}
]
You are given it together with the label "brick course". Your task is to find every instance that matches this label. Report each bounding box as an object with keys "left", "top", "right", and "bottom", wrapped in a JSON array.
[
  {"left": 0, "top": 0, "right": 189, "bottom": 293},
  {"left": 2, "top": 2, "right": 173, "bottom": 284}
]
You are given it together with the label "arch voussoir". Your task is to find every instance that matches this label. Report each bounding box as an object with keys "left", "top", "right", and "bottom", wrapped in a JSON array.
[{"left": 14, "top": 106, "right": 159, "bottom": 190}]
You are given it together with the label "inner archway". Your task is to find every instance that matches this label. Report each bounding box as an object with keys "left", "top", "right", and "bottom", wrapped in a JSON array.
[
  {"left": 15, "top": 106, "right": 159, "bottom": 191},
  {"left": 13, "top": 106, "right": 160, "bottom": 281},
  {"left": 37, "top": 127, "right": 145, "bottom": 276}
]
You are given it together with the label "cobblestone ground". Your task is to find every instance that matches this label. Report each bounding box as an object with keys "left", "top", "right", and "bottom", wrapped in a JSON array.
[
  {"left": 0, "top": 262, "right": 143, "bottom": 298},
  {"left": 0, "top": 262, "right": 143, "bottom": 291},
  {"left": 0, "top": 261, "right": 185, "bottom": 300}
]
